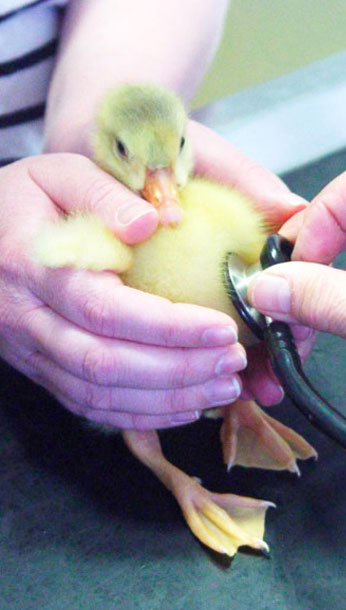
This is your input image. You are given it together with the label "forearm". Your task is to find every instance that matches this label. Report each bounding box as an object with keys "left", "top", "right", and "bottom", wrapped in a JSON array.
[{"left": 44, "top": 0, "right": 229, "bottom": 154}]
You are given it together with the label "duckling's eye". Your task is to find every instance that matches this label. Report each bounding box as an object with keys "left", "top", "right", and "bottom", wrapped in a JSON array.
[
  {"left": 114, "top": 139, "right": 128, "bottom": 158},
  {"left": 180, "top": 136, "right": 185, "bottom": 151}
]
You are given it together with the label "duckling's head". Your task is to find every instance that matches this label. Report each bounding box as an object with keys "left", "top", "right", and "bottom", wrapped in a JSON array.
[{"left": 93, "top": 84, "right": 193, "bottom": 225}]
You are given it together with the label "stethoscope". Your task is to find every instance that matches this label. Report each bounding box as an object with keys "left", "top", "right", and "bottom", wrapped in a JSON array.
[{"left": 224, "top": 234, "right": 346, "bottom": 449}]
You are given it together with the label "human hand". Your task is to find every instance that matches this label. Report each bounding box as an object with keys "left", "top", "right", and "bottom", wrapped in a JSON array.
[
  {"left": 0, "top": 153, "right": 249, "bottom": 430},
  {"left": 188, "top": 120, "right": 315, "bottom": 405},
  {"left": 248, "top": 170, "right": 346, "bottom": 339}
]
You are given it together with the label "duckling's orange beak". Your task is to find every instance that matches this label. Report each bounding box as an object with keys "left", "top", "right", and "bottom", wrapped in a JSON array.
[{"left": 140, "top": 168, "right": 183, "bottom": 227}]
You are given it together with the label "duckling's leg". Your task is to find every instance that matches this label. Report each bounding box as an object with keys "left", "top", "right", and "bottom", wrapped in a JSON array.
[
  {"left": 122, "top": 428, "right": 273, "bottom": 558},
  {"left": 220, "top": 400, "right": 317, "bottom": 473}
]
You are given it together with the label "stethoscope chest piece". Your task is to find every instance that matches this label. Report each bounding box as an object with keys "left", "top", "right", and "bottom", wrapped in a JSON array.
[
  {"left": 225, "top": 254, "right": 265, "bottom": 341},
  {"left": 224, "top": 234, "right": 293, "bottom": 340}
]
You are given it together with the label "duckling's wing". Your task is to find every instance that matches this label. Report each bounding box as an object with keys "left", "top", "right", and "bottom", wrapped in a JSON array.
[{"left": 34, "top": 213, "right": 133, "bottom": 272}]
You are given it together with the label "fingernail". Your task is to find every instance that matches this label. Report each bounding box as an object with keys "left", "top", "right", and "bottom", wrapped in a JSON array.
[
  {"left": 215, "top": 350, "right": 247, "bottom": 375},
  {"left": 291, "top": 324, "right": 313, "bottom": 342},
  {"left": 170, "top": 410, "right": 200, "bottom": 424},
  {"left": 272, "top": 385, "right": 285, "bottom": 404},
  {"left": 116, "top": 201, "right": 156, "bottom": 226},
  {"left": 250, "top": 275, "right": 291, "bottom": 314},
  {"left": 201, "top": 325, "right": 238, "bottom": 346},
  {"left": 205, "top": 376, "right": 242, "bottom": 406},
  {"left": 259, "top": 384, "right": 285, "bottom": 407}
]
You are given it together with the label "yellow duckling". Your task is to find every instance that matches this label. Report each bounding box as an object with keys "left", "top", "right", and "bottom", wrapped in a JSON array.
[
  {"left": 35, "top": 84, "right": 316, "bottom": 558},
  {"left": 94, "top": 84, "right": 193, "bottom": 227}
]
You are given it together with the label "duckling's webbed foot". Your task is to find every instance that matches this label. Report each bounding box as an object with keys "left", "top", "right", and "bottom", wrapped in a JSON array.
[
  {"left": 123, "top": 428, "right": 271, "bottom": 558},
  {"left": 170, "top": 474, "right": 272, "bottom": 557},
  {"left": 220, "top": 400, "right": 317, "bottom": 473}
]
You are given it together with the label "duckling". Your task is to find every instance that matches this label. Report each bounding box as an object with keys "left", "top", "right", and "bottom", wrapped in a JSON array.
[
  {"left": 94, "top": 84, "right": 193, "bottom": 227},
  {"left": 35, "top": 83, "right": 316, "bottom": 558}
]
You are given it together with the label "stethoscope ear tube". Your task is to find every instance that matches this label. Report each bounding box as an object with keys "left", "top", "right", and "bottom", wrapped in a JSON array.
[
  {"left": 264, "top": 320, "right": 346, "bottom": 448},
  {"left": 226, "top": 234, "right": 346, "bottom": 449}
]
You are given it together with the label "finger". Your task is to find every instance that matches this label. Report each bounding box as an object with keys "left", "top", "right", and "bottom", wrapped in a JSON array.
[
  {"left": 29, "top": 266, "right": 239, "bottom": 347},
  {"left": 188, "top": 120, "right": 307, "bottom": 228},
  {"left": 291, "top": 171, "right": 346, "bottom": 263},
  {"left": 54, "top": 391, "right": 201, "bottom": 430},
  {"left": 248, "top": 262, "right": 346, "bottom": 338},
  {"left": 29, "top": 351, "right": 243, "bottom": 415},
  {"left": 241, "top": 344, "right": 284, "bottom": 407},
  {"left": 241, "top": 326, "right": 315, "bottom": 406},
  {"left": 1, "top": 341, "right": 231, "bottom": 429},
  {"left": 279, "top": 209, "right": 305, "bottom": 243},
  {"left": 291, "top": 325, "right": 317, "bottom": 362},
  {"left": 240, "top": 324, "right": 316, "bottom": 408},
  {"left": 27, "top": 153, "right": 158, "bottom": 244},
  {"left": 296, "top": 333, "right": 317, "bottom": 361},
  {"left": 3, "top": 344, "right": 203, "bottom": 430},
  {"left": 290, "top": 325, "right": 316, "bottom": 360},
  {"left": 26, "top": 304, "right": 247, "bottom": 388},
  {"left": 290, "top": 324, "right": 314, "bottom": 342}
]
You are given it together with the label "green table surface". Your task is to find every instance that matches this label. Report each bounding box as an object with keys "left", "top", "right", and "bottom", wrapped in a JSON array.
[{"left": 1, "top": 149, "right": 346, "bottom": 610}]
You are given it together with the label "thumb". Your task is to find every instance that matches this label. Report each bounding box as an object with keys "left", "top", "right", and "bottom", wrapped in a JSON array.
[
  {"left": 248, "top": 262, "right": 346, "bottom": 338},
  {"left": 28, "top": 153, "right": 158, "bottom": 244}
]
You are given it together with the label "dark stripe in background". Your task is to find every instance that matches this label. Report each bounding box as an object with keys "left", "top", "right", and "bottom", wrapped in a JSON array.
[
  {"left": 0, "top": 103, "right": 45, "bottom": 127},
  {"left": 0, "top": 157, "right": 20, "bottom": 167},
  {"left": 0, "top": 39, "right": 57, "bottom": 76},
  {"left": 0, "top": 0, "right": 50, "bottom": 22}
]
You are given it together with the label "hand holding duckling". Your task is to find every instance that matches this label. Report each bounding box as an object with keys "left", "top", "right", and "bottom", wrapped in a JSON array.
[{"left": 1, "top": 153, "right": 253, "bottom": 431}]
